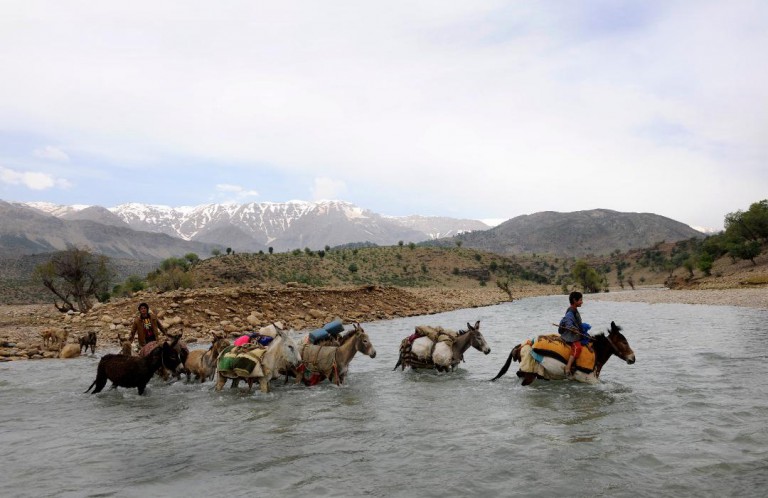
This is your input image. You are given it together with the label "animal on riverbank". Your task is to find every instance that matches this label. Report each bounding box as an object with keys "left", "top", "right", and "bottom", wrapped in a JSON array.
[
  {"left": 490, "top": 321, "right": 635, "bottom": 385},
  {"left": 184, "top": 334, "right": 229, "bottom": 383},
  {"left": 59, "top": 343, "right": 81, "bottom": 359},
  {"left": 293, "top": 323, "right": 376, "bottom": 385},
  {"left": 79, "top": 331, "right": 97, "bottom": 354},
  {"left": 139, "top": 333, "right": 187, "bottom": 381},
  {"left": 40, "top": 328, "right": 68, "bottom": 350},
  {"left": 215, "top": 329, "right": 302, "bottom": 393},
  {"left": 84, "top": 339, "right": 181, "bottom": 395},
  {"left": 394, "top": 320, "right": 489, "bottom": 372}
]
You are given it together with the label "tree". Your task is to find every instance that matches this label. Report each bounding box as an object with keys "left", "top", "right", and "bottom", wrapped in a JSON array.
[
  {"left": 34, "top": 247, "right": 115, "bottom": 312},
  {"left": 697, "top": 253, "right": 714, "bottom": 276},
  {"left": 570, "top": 260, "right": 602, "bottom": 293},
  {"left": 112, "top": 274, "right": 146, "bottom": 297},
  {"left": 728, "top": 240, "right": 761, "bottom": 265},
  {"left": 725, "top": 199, "right": 768, "bottom": 242},
  {"left": 268, "top": 246, "right": 274, "bottom": 255},
  {"left": 211, "top": 248, "right": 221, "bottom": 256},
  {"left": 496, "top": 278, "right": 514, "bottom": 300}
]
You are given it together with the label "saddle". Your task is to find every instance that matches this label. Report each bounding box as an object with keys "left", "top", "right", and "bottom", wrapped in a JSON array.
[
  {"left": 531, "top": 334, "right": 596, "bottom": 373},
  {"left": 300, "top": 344, "right": 337, "bottom": 373},
  {"left": 217, "top": 343, "right": 268, "bottom": 378}
]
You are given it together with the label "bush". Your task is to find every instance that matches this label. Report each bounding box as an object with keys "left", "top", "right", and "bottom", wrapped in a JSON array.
[{"left": 34, "top": 247, "right": 115, "bottom": 312}]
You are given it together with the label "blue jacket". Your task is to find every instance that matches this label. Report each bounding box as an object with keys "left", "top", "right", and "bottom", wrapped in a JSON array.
[{"left": 558, "top": 306, "right": 583, "bottom": 343}]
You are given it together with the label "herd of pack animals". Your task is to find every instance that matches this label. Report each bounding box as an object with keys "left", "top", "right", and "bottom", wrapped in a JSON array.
[{"left": 47, "top": 317, "right": 635, "bottom": 396}]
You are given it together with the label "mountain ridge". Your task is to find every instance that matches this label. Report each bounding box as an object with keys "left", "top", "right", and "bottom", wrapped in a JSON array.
[
  {"left": 8, "top": 199, "right": 704, "bottom": 260},
  {"left": 20, "top": 199, "right": 489, "bottom": 254}
]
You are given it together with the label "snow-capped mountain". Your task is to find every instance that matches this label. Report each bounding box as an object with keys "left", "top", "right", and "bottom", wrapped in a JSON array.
[{"left": 23, "top": 200, "right": 490, "bottom": 254}]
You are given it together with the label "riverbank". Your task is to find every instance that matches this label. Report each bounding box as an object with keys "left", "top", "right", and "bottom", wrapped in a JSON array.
[{"left": 587, "top": 286, "right": 768, "bottom": 309}]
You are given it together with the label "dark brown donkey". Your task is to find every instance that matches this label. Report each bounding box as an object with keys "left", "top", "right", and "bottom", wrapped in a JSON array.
[{"left": 85, "top": 336, "right": 182, "bottom": 395}]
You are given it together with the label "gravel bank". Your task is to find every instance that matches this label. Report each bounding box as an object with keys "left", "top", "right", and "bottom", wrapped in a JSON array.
[{"left": 588, "top": 286, "right": 768, "bottom": 310}]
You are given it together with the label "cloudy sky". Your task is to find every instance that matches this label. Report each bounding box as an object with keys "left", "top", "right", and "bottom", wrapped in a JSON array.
[{"left": 1, "top": 1, "right": 766, "bottom": 231}]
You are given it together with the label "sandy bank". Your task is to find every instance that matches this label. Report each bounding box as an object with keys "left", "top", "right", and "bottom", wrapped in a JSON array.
[{"left": 588, "top": 286, "right": 768, "bottom": 310}]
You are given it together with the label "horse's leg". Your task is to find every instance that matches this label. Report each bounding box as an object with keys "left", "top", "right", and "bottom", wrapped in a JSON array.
[
  {"left": 214, "top": 372, "right": 226, "bottom": 391},
  {"left": 521, "top": 373, "right": 537, "bottom": 386},
  {"left": 259, "top": 378, "right": 270, "bottom": 393}
]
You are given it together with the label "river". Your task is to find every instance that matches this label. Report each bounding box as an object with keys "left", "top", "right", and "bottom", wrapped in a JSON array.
[{"left": 1, "top": 295, "right": 766, "bottom": 497}]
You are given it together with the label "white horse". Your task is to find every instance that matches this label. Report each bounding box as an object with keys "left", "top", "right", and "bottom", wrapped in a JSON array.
[{"left": 215, "top": 329, "right": 302, "bottom": 393}]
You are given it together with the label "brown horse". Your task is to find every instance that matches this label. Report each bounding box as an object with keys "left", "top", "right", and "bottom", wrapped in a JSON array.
[
  {"left": 184, "top": 334, "right": 230, "bottom": 383},
  {"left": 394, "top": 321, "right": 489, "bottom": 372},
  {"left": 294, "top": 323, "right": 377, "bottom": 385},
  {"left": 491, "top": 321, "right": 636, "bottom": 385},
  {"left": 85, "top": 336, "right": 182, "bottom": 395},
  {"left": 139, "top": 333, "right": 187, "bottom": 381}
]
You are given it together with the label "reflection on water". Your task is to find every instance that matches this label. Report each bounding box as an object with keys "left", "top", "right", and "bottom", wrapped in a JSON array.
[{"left": 1, "top": 296, "right": 767, "bottom": 497}]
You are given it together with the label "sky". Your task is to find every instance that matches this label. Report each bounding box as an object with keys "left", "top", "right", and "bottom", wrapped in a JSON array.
[{"left": 1, "top": 1, "right": 766, "bottom": 232}]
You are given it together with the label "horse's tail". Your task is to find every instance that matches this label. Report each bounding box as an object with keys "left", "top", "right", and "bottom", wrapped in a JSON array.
[
  {"left": 393, "top": 353, "right": 403, "bottom": 371},
  {"left": 84, "top": 378, "right": 97, "bottom": 394},
  {"left": 490, "top": 348, "right": 516, "bottom": 382}
]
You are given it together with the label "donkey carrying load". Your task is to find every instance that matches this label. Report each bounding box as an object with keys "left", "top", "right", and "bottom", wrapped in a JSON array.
[
  {"left": 291, "top": 322, "right": 376, "bottom": 386},
  {"left": 215, "top": 328, "right": 301, "bottom": 393},
  {"left": 394, "top": 320, "right": 489, "bottom": 372}
]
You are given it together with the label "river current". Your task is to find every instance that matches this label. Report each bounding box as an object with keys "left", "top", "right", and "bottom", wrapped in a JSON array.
[{"left": 1, "top": 295, "right": 767, "bottom": 497}]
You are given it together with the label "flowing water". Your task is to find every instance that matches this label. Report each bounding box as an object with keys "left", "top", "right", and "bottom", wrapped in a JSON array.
[{"left": 2, "top": 296, "right": 767, "bottom": 497}]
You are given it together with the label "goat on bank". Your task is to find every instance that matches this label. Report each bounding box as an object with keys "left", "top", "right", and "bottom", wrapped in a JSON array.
[{"left": 79, "top": 331, "right": 97, "bottom": 355}]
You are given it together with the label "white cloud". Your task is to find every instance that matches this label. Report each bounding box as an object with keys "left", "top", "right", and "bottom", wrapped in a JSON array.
[
  {"left": 0, "top": 166, "right": 71, "bottom": 190},
  {"left": 214, "top": 183, "right": 259, "bottom": 201},
  {"left": 311, "top": 177, "right": 347, "bottom": 201},
  {"left": 33, "top": 146, "right": 70, "bottom": 162}
]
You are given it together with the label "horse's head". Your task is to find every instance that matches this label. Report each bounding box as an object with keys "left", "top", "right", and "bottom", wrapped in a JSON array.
[
  {"left": 160, "top": 341, "right": 182, "bottom": 370},
  {"left": 275, "top": 329, "right": 302, "bottom": 367},
  {"left": 467, "top": 320, "right": 491, "bottom": 355},
  {"left": 210, "top": 336, "right": 230, "bottom": 357},
  {"left": 607, "top": 321, "right": 635, "bottom": 365},
  {"left": 352, "top": 323, "right": 376, "bottom": 358}
]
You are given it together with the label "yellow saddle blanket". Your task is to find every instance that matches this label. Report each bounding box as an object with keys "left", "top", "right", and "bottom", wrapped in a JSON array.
[{"left": 531, "top": 334, "right": 596, "bottom": 372}]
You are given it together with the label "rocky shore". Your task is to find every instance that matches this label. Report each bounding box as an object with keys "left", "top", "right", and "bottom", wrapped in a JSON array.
[
  {"left": 2, "top": 282, "right": 764, "bottom": 362},
  {"left": 0, "top": 284, "right": 533, "bottom": 362}
]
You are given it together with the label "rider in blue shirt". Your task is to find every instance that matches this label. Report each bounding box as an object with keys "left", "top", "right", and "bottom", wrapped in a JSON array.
[{"left": 558, "top": 291, "right": 584, "bottom": 376}]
